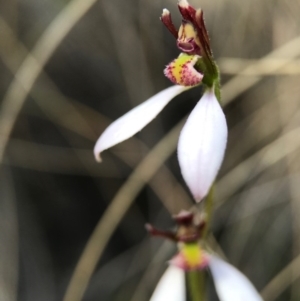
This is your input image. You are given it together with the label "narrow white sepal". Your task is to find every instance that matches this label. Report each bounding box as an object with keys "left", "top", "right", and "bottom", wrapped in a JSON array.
[
  {"left": 94, "top": 85, "right": 187, "bottom": 162},
  {"left": 150, "top": 266, "right": 185, "bottom": 301},
  {"left": 208, "top": 255, "right": 264, "bottom": 301},
  {"left": 177, "top": 90, "right": 227, "bottom": 202}
]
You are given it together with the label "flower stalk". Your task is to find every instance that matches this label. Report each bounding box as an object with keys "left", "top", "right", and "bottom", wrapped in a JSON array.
[
  {"left": 186, "top": 270, "right": 205, "bottom": 301},
  {"left": 202, "top": 185, "right": 214, "bottom": 239}
]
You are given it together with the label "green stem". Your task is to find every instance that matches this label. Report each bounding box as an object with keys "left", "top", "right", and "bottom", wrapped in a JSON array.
[
  {"left": 186, "top": 270, "right": 205, "bottom": 301},
  {"left": 202, "top": 184, "right": 214, "bottom": 239},
  {"left": 214, "top": 75, "right": 221, "bottom": 103}
]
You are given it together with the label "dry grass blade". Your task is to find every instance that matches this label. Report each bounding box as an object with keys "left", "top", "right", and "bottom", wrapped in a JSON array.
[
  {"left": 217, "top": 126, "right": 300, "bottom": 203},
  {"left": 261, "top": 253, "right": 300, "bottom": 301},
  {"left": 219, "top": 58, "right": 300, "bottom": 75},
  {"left": 0, "top": 0, "right": 99, "bottom": 162},
  {"left": 0, "top": 167, "right": 18, "bottom": 301},
  {"left": 99, "top": 0, "right": 154, "bottom": 105},
  {"left": 222, "top": 36, "right": 300, "bottom": 106},
  {"left": 5, "top": 139, "right": 122, "bottom": 177}
]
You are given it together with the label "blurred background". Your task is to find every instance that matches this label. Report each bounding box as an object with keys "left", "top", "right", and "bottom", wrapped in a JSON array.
[{"left": 1, "top": 0, "right": 300, "bottom": 300}]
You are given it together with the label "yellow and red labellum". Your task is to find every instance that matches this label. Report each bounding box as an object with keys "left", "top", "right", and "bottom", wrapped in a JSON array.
[{"left": 164, "top": 53, "right": 203, "bottom": 87}]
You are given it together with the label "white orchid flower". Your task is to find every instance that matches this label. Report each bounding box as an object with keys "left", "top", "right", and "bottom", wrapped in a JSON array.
[
  {"left": 150, "top": 254, "right": 263, "bottom": 301},
  {"left": 94, "top": 0, "right": 228, "bottom": 202}
]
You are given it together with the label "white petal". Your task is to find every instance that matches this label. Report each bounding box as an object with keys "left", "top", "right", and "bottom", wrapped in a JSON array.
[
  {"left": 208, "top": 255, "right": 263, "bottom": 301},
  {"left": 94, "top": 85, "right": 187, "bottom": 161},
  {"left": 177, "top": 90, "right": 227, "bottom": 202},
  {"left": 150, "top": 266, "right": 185, "bottom": 301}
]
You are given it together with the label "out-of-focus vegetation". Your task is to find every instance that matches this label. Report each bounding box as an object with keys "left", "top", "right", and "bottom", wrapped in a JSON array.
[{"left": 1, "top": 0, "right": 300, "bottom": 300}]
